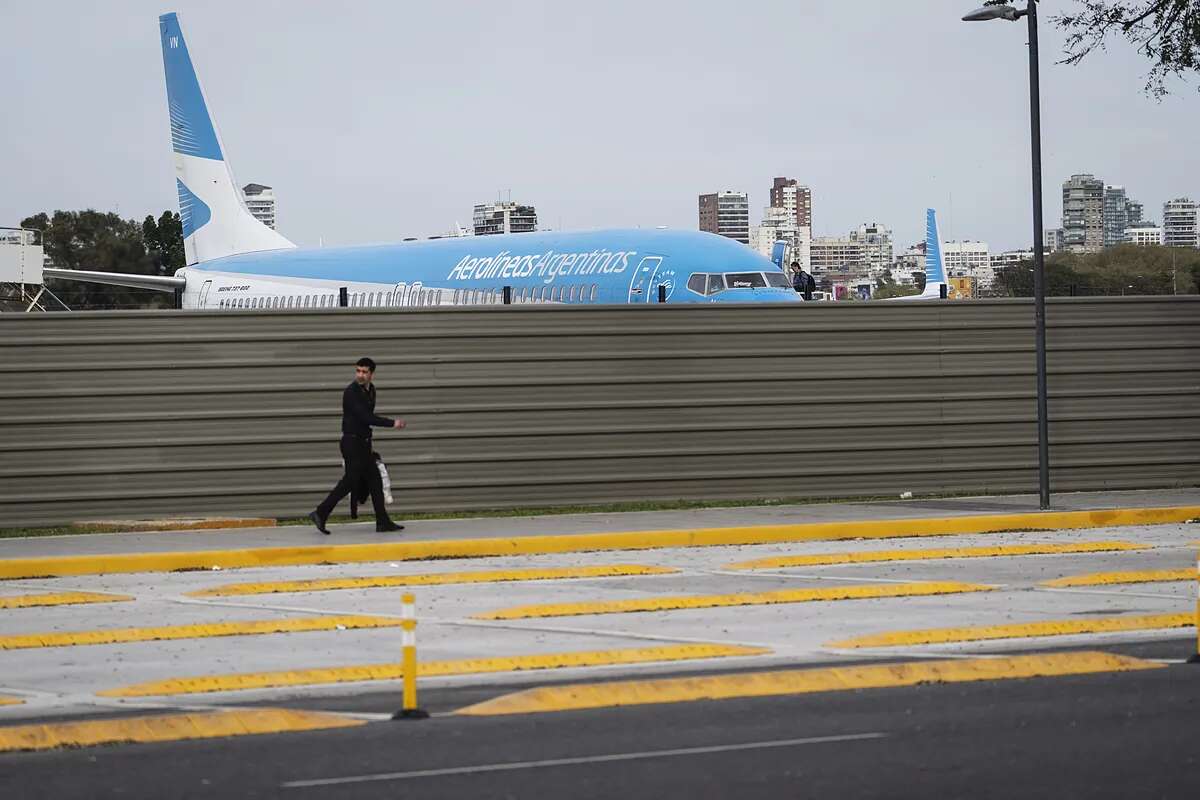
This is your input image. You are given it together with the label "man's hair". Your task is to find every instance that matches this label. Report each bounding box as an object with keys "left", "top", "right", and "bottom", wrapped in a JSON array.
[
  {"left": 790, "top": 261, "right": 800, "bottom": 268},
  {"left": 356, "top": 357, "right": 377, "bottom": 371}
]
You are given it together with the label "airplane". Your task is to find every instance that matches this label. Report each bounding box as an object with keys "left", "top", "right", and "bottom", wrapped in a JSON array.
[
  {"left": 44, "top": 12, "right": 800, "bottom": 310},
  {"left": 885, "top": 208, "right": 948, "bottom": 301}
]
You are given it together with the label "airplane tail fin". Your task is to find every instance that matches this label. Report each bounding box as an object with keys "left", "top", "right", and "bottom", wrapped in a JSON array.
[
  {"left": 920, "top": 208, "right": 946, "bottom": 299},
  {"left": 159, "top": 12, "right": 294, "bottom": 265}
]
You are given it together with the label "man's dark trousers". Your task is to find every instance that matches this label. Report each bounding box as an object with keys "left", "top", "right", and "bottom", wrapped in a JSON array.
[{"left": 316, "top": 434, "right": 392, "bottom": 524}]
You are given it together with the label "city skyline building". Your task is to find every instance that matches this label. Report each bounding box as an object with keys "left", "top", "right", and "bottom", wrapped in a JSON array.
[
  {"left": 1162, "top": 197, "right": 1199, "bottom": 248},
  {"left": 698, "top": 191, "right": 750, "bottom": 244},
  {"left": 1062, "top": 173, "right": 1105, "bottom": 253},
  {"left": 473, "top": 200, "right": 537, "bottom": 236},
  {"left": 1125, "top": 225, "right": 1164, "bottom": 246},
  {"left": 769, "top": 177, "right": 812, "bottom": 229},
  {"left": 241, "top": 183, "right": 277, "bottom": 230},
  {"left": 943, "top": 240, "right": 993, "bottom": 291}
]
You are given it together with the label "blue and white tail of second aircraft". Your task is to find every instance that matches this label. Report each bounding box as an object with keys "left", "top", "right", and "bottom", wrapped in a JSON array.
[
  {"left": 889, "top": 209, "right": 947, "bottom": 302},
  {"left": 160, "top": 12, "right": 294, "bottom": 265}
]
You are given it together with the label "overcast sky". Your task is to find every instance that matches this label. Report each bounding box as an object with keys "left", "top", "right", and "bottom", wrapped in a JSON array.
[{"left": 2, "top": 1, "right": 1197, "bottom": 251}]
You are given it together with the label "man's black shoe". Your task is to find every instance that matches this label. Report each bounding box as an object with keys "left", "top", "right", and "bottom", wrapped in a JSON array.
[
  {"left": 309, "top": 511, "right": 331, "bottom": 535},
  {"left": 376, "top": 522, "right": 404, "bottom": 533}
]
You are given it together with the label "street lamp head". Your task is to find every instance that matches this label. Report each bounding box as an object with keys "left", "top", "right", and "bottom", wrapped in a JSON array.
[{"left": 962, "top": 4, "right": 1022, "bottom": 21}]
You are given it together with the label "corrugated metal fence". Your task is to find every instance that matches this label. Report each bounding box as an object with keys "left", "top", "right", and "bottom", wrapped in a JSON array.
[{"left": 1, "top": 297, "right": 1197, "bottom": 527}]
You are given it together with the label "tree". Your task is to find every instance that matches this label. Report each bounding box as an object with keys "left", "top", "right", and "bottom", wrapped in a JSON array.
[
  {"left": 142, "top": 211, "right": 185, "bottom": 275},
  {"left": 873, "top": 273, "right": 920, "bottom": 299},
  {"left": 991, "top": 245, "right": 1200, "bottom": 296},
  {"left": 1052, "top": 1, "right": 1200, "bottom": 97},
  {"left": 19, "top": 209, "right": 181, "bottom": 310}
]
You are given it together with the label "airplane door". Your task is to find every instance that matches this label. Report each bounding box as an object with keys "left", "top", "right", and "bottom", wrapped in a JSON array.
[
  {"left": 198, "top": 280, "right": 213, "bottom": 307},
  {"left": 626, "top": 256, "right": 664, "bottom": 303}
]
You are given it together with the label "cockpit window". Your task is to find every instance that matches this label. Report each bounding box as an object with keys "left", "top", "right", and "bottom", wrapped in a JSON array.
[
  {"left": 706, "top": 274, "right": 725, "bottom": 295},
  {"left": 764, "top": 272, "right": 790, "bottom": 288},
  {"left": 725, "top": 272, "right": 767, "bottom": 289},
  {"left": 687, "top": 273, "right": 707, "bottom": 295}
]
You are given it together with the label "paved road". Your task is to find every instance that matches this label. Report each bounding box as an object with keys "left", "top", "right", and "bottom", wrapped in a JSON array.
[{"left": 1, "top": 651, "right": 1196, "bottom": 799}]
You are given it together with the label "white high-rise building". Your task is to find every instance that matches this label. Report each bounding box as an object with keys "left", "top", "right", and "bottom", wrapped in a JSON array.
[
  {"left": 750, "top": 205, "right": 811, "bottom": 271},
  {"left": 1162, "top": 198, "right": 1198, "bottom": 248},
  {"left": 241, "top": 183, "right": 277, "bottom": 229},
  {"left": 473, "top": 201, "right": 537, "bottom": 235},
  {"left": 943, "top": 241, "right": 993, "bottom": 290},
  {"left": 850, "top": 222, "right": 892, "bottom": 278},
  {"left": 1125, "top": 225, "right": 1164, "bottom": 246}
]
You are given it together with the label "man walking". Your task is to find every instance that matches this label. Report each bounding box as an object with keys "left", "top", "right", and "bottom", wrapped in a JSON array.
[
  {"left": 309, "top": 357, "right": 405, "bottom": 534},
  {"left": 791, "top": 262, "right": 815, "bottom": 301}
]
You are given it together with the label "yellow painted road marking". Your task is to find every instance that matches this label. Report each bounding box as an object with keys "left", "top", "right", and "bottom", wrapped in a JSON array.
[
  {"left": 456, "top": 651, "right": 1163, "bottom": 716},
  {"left": 1042, "top": 569, "right": 1193, "bottom": 587},
  {"left": 0, "top": 615, "right": 403, "bottom": 650},
  {"left": 828, "top": 613, "right": 1193, "bottom": 649},
  {"left": 0, "top": 592, "right": 134, "bottom": 609},
  {"left": 2, "top": 505, "right": 1197, "bottom": 579},
  {"left": 726, "top": 541, "right": 1148, "bottom": 571},
  {"left": 100, "top": 643, "right": 771, "bottom": 697},
  {"left": 188, "top": 564, "right": 680, "bottom": 598},
  {"left": 0, "top": 708, "right": 362, "bottom": 753},
  {"left": 0, "top": 696, "right": 23, "bottom": 706},
  {"left": 474, "top": 581, "right": 995, "bottom": 620}
]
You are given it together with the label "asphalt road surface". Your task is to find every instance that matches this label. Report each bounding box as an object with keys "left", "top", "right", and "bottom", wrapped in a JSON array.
[{"left": 1, "top": 641, "right": 1197, "bottom": 800}]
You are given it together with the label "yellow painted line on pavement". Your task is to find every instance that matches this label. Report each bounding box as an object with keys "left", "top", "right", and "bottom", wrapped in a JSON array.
[
  {"left": 1041, "top": 569, "right": 1193, "bottom": 587},
  {"left": 0, "top": 591, "right": 134, "bottom": 610},
  {"left": 0, "top": 696, "right": 23, "bottom": 706},
  {"left": 187, "top": 564, "right": 680, "bottom": 598},
  {"left": 0, "top": 708, "right": 362, "bottom": 753},
  {"left": 3, "top": 505, "right": 1197, "bottom": 579},
  {"left": 100, "top": 643, "right": 771, "bottom": 698},
  {"left": 828, "top": 613, "right": 1193, "bottom": 649},
  {"left": 0, "top": 615, "right": 403, "bottom": 650},
  {"left": 455, "top": 651, "right": 1163, "bottom": 716},
  {"left": 474, "top": 581, "right": 995, "bottom": 620},
  {"left": 726, "top": 541, "right": 1148, "bottom": 571}
]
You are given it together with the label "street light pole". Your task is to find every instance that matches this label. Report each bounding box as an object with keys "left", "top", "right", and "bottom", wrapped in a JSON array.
[
  {"left": 1025, "top": 0, "right": 1051, "bottom": 510},
  {"left": 963, "top": 0, "right": 1051, "bottom": 510}
]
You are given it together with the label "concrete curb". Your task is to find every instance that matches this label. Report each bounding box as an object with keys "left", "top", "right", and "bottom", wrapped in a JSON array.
[{"left": 1, "top": 505, "right": 1197, "bottom": 580}]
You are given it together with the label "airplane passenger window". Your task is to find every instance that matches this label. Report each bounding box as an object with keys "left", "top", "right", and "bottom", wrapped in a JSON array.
[
  {"left": 551, "top": 286, "right": 561, "bottom": 302},
  {"left": 568, "top": 285, "right": 577, "bottom": 302},
  {"left": 687, "top": 274, "right": 706, "bottom": 294},
  {"left": 725, "top": 273, "right": 766, "bottom": 289},
  {"left": 590, "top": 284, "right": 598, "bottom": 302}
]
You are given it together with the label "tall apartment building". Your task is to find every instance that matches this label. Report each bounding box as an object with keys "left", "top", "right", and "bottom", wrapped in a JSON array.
[
  {"left": 769, "top": 177, "right": 812, "bottom": 228},
  {"left": 850, "top": 222, "right": 893, "bottom": 278},
  {"left": 1044, "top": 228, "right": 1065, "bottom": 254},
  {"left": 943, "top": 241, "right": 993, "bottom": 290},
  {"left": 810, "top": 236, "right": 865, "bottom": 274},
  {"left": 1103, "top": 185, "right": 1146, "bottom": 247},
  {"left": 473, "top": 201, "right": 537, "bottom": 236},
  {"left": 749, "top": 206, "right": 811, "bottom": 271},
  {"left": 1062, "top": 174, "right": 1105, "bottom": 252},
  {"left": 1162, "top": 197, "right": 1199, "bottom": 248},
  {"left": 241, "top": 183, "right": 277, "bottom": 229},
  {"left": 698, "top": 191, "right": 750, "bottom": 244}
]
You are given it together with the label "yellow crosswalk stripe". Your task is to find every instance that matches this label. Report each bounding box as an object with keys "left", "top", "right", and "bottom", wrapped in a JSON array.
[
  {"left": 456, "top": 651, "right": 1164, "bottom": 715},
  {"left": 474, "top": 581, "right": 995, "bottom": 620},
  {"left": 0, "top": 708, "right": 363, "bottom": 752},
  {"left": 828, "top": 613, "right": 1193, "bottom": 649},
  {"left": 0, "top": 615, "right": 403, "bottom": 650},
  {"left": 100, "top": 643, "right": 772, "bottom": 697},
  {"left": 727, "top": 541, "right": 1148, "bottom": 570},
  {"left": 1042, "top": 569, "right": 1193, "bottom": 587},
  {"left": 0, "top": 592, "right": 134, "bottom": 610},
  {"left": 188, "top": 564, "right": 679, "bottom": 597}
]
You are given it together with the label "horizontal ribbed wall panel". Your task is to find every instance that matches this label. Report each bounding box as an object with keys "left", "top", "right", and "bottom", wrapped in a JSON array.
[{"left": 0, "top": 297, "right": 1197, "bottom": 526}]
